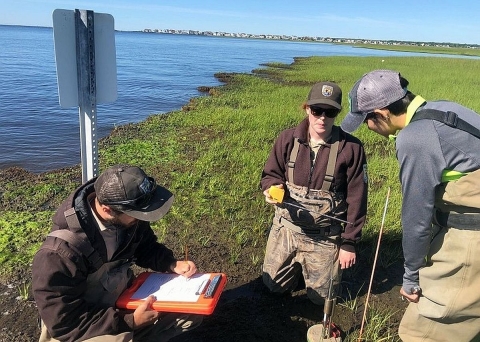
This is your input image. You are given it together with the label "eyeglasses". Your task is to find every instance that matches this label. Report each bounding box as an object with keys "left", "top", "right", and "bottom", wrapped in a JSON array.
[
  {"left": 309, "top": 106, "right": 339, "bottom": 119},
  {"left": 101, "top": 177, "right": 157, "bottom": 209}
]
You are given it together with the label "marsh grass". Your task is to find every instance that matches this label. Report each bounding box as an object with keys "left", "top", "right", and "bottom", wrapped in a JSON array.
[
  {"left": 353, "top": 43, "right": 480, "bottom": 58},
  {"left": 17, "top": 282, "right": 31, "bottom": 301},
  {"left": 345, "top": 303, "right": 401, "bottom": 342},
  {"left": 339, "top": 284, "right": 364, "bottom": 312},
  {"left": 1, "top": 52, "right": 480, "bottom": 340}
]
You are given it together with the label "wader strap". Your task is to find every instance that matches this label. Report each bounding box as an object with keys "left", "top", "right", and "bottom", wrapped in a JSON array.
[
  {"left": 64, "top": 207, "right": 80, "bottom": 230},
  {"left": 434, "top": 210, "right": 480, "bottom": 230},
  {"left": 411, "top": 109, "right": 480, "bottom": 139},
  {"left": 322, "top": 126, "right": 339, "bottom": 191},
  {"left": 287, "top": 127, "right": 340, "bottom": 192},
  {"left": 287, "top": 138, "right": 301, "bottom": 183},
  {"left": 47, "top": 208, "right": 104, "bottom": 271}
]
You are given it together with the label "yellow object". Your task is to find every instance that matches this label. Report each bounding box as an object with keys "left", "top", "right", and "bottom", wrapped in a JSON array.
[
  {"left": 268, "top": 187, "right": 285, "bottom": 203},
  {"left": 441, "top": 169, "right": 467, "bottom": 182}
]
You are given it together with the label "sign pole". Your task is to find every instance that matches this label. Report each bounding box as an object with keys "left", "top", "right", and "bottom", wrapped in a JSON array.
[
  {"left": 75, "top": 9, "right": 99, "bottom": 183},
  {"left": 53, "top": 8, "right": 116, "bottom": 182}
]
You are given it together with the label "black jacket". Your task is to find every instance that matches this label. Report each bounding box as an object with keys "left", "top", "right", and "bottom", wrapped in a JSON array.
[{"left": 32, "top": 178, "right": 176, "bottom": 341}]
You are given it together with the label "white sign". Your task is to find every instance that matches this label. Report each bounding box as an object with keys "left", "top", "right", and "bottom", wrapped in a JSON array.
[{"left": 52, "top": 9, "right": 117, "bottom": 108}]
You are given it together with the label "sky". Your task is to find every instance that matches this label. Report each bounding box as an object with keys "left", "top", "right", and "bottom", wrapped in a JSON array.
[{"left": 1, "top": 0, "right": 479, "bottom": 45}]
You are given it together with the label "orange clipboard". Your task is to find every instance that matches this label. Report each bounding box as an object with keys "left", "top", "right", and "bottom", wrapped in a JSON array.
[{"left": 116, "top": 272, "right": 227, "bottom": 315}]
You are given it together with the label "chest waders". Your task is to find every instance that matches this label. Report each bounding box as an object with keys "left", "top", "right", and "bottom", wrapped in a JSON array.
[
  {"left": 412, "top": 109, "right": 480, "bottom": 226},
  {"left": 39, "top": 208, "right": 134, "bottom": 342},
  {"left": 275, "top": 126, "right": 347, "bottom": 235},
  {"left": 289, "top": 129, "right": 344, "bottom": 341}
]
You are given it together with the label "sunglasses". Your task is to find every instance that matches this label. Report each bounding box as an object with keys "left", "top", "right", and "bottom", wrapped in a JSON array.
[
  {"left": 101, "top": 177, "right": 157, "bottom": 209},
  {"left": 309, "top": 106, "right": 339, "bottom": 119}
]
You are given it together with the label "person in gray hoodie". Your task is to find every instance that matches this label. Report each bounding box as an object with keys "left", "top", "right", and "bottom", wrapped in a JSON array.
[{"left": 341, "top": 69, "right": 480, "bottom": 342}]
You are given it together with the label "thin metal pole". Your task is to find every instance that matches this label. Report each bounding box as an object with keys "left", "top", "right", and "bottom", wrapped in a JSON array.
[
  {"left": 357, "top": 187, "right": 391, "bottom": 342},
  {"left": 75, "top": 9, "right": 99, "bottom": 183},
  {"left": 322, "top": 277, "right": 335, "bottom": 338}
]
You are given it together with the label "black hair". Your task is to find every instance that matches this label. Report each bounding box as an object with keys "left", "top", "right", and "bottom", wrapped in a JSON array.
[{"left": 385, "top": 75, "right": 416, "bottom": 115}]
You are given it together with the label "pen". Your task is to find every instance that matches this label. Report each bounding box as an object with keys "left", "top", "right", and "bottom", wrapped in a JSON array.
[
  {"left": 184, "top": 245, "right": 190, "bottom": 281},
  {"left": 195, "top": 279, "right": 209, "bottom": 295}
]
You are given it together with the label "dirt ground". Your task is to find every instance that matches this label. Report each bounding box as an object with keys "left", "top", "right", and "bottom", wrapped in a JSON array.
[
  {"left": 0, "top": 249, "right": 408, "bottom": 342},
  {"left": 0, "top": 166, "right": 408, "bottom": 342}
]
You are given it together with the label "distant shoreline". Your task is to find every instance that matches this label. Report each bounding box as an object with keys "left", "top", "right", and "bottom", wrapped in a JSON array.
[
  {"left": 142, "top": 29, "right": 480, "bottom": 50},
  {"left": 1, "top": 23, "right": 479, "bottom": 49}
]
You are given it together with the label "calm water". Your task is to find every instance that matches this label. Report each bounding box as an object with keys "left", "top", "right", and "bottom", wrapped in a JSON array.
[{"left": 0, "top": 25, "right": 463, "bottom": 173}]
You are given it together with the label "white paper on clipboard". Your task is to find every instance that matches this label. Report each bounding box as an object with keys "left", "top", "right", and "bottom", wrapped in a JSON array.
[{"left": 131, "top": 273, "right": 211, "bottom": 302}]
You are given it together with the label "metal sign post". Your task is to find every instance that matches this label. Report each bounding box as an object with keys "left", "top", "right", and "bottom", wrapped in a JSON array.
[
  {"left": 53, "top": 9, "right": 117, "bottom": 183},
  {"left": 75, "top": 9, "right": 98, "bottom": 183}
]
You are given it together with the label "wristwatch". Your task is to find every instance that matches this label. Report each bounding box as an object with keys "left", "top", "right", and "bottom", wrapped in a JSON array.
[{"left": 410, "top": 285, "right": 421, "bottom": 294}]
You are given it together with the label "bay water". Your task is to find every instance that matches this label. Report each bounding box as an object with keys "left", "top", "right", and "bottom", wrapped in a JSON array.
[{"left": 0, "top": 25, "right": 458, "bottom": 173}]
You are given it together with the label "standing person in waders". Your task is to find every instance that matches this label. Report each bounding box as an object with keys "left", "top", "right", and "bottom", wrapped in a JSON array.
[{"left": 341, "top": 69, "right": 480, "bottom": 341}]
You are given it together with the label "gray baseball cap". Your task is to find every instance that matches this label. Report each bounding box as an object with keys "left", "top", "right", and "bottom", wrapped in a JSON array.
[{"left": 340, "top": 70, "right": 407, "bottom": 133}]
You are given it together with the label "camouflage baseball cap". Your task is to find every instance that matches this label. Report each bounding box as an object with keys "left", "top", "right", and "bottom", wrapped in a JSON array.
[{"left": 94, "top": 164, "right": 174, "bottom": 222}]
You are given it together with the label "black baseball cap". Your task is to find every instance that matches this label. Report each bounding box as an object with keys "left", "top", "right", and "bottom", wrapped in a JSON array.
[{"left": 94, "top": 165, "right": 174, "bottom": 222}]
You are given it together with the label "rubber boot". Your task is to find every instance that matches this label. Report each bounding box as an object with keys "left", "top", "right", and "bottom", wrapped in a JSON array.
[{"left": 307, "top": 323, "right": 342, "bottom": 342}]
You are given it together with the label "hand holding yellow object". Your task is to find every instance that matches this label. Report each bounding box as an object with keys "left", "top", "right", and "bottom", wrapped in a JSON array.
[{"left": 268, "top": 186, "right": 285, "bottom": 203}]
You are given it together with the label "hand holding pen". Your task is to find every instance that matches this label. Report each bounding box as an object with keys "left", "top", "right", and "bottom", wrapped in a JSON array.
[{"left": 170, "top": 245, "right": 197, "bottom": 278}]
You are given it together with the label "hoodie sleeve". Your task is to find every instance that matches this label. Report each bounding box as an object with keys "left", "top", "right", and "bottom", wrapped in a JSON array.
[
  {"left": 260, "top": 129, "right": 294, "bottom": 191},
  {"left": 341, "top": 134, "right": 368, "bottom": 242},
  {"left": 133, "top": 223, "right": 177, "bottom": 272},
  {"left": 32, "top": 241, "right": 132, "bottom": 341}
]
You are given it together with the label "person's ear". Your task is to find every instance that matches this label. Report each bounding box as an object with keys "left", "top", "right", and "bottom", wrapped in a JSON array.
[
  {"left": 376, "top": 109, "right": 390, "bottom": 121},
  {"left": 99, "top": 204, "right": 116, "bottom": 218}
]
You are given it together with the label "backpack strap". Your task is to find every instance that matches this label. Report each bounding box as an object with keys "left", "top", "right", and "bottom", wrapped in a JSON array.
[
  {"left": 322, "top": 126, "right": 340, "bottom": 191},
  {"left": 412, "top": 109, "right": 480, "bottom": 183},
  {"left": 47, "top": 208, "right": 103, "bottom": 271},
  {"left": 287, "top": 127, "right": 339, "bottom": 191},
  {"left": 411, "top": 109, "right": 480, "bottom": 139}
]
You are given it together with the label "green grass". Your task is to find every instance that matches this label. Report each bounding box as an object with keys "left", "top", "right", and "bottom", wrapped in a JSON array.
[
  {"left": 0, "top": 57, "right": 480, "bottom": 270},
  {"left": 346, "top": 304, "right": 401, "bottom": 342},
  {"left": 352, "top": 43, "right": 480, "bottom": 57},
  {"left": 0, "top": 211, "right": 53, "bottom": 267},
  {"left": 17, "top": 282, "right": 31, "bottom": 301}
]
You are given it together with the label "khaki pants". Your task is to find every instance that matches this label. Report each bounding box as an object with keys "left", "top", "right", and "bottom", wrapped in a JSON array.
[
  {"left": 40, "top": 313, "right": 203, "bottom": 342},
  {"left": 399, "top": 227, "right": 480, "bottom": 342},
  {"left": 262, "top": 217, "right": 341, "bottom": 305}
]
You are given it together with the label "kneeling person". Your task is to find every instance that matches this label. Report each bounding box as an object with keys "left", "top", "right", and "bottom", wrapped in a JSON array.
[
  {"left": 33, "top": 164, "right": 203, "bottom": 342},
  {"left": 260, "top": 82, "right": 368, "bottom": 304}
]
